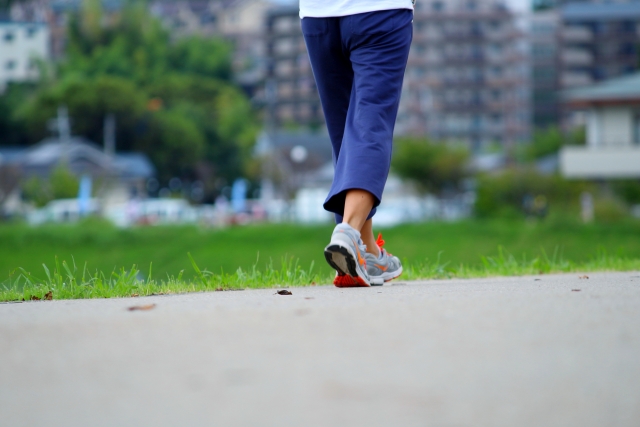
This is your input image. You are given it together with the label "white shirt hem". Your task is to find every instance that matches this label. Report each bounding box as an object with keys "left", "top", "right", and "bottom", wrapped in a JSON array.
[{"left": 300, "top": 4, "right": 413, "bottom": 19}]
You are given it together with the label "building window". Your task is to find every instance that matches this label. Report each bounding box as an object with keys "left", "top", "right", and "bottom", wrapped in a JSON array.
[
  {"left": 5, "top": 60, "right": 16, "bottom": 71},
  {"left": 3, "top": 32, "right": 15, "bottom": 43},
  {"left": 634, "top": 113, "right": 640, "bottom": 145},
  {"left": 26, "top": 27, "right": 38, "bottom": 38}
]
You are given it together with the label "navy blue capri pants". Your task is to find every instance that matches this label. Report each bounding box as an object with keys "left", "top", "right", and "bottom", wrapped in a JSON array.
[{"left": 301, "top": 9, "right": 413, "bottom": 223}]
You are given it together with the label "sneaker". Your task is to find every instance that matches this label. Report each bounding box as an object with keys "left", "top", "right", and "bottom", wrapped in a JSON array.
[
  {"left": 365, "top": 233, "right": 403, "bottom": 285},
  {"left": 324, "top": 223, "right": 371, "bottom": 287}
]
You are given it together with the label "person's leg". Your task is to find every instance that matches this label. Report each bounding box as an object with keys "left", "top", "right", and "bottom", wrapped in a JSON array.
[
  {"left": 360, "top": 218, "right": 380, "bottom": 258},
  {"left": 301, "top": 17, "right": 352, "bottom": 169},
  {"left": 323, "top": 9, "right": 413, "bottom": 221},
  {"left": 334, "top": 10, "right": 412, "bottom": 285},
  {"left": 305, "top": 10, "right": 412, "bottom": 287},
  {"left": 341, "top": 189, "right": 379, "bottom": 258},
  {"left": 303, "top": 17, "right": 373, "bottom": 287},
  {"left": 342, "top": 190, "right": 374, "bottom": 233}
]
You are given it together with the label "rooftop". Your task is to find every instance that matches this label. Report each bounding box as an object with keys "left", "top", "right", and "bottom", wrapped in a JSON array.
[
  {"left": 562, "top": 2, "right": 640, "bottom": 21},
  {"left": 564, "top": 72, "right": 640, "bottom": 105},
  {"left": 0, "top": 138, "right": 155, "bottom": 179}
]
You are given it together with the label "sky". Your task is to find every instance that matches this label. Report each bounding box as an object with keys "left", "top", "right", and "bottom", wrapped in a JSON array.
[{"left": 507, "top": 0, "right": 531, "bottom": 12}]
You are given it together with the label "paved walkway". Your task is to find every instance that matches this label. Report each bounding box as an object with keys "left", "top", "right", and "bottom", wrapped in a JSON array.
[{"left": 2, "top": 272, "right": 640, "bottom": 427}]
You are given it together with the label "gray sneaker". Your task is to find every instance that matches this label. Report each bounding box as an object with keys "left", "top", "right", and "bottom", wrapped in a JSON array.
[
  {"left": 324, "top": 223, "right": 371, "bottom": 287},
  {"left": 365, "top": 233, "right": 403, "bottom": 285}
]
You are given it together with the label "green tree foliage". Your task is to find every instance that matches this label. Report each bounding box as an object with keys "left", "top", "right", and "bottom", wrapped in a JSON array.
[
  {"left": 22, "top": 164, "right": 80, "bottom": 207},
  {"left": 17, "top": 76, "right": 147, "bottom": 145},
  {"left": 22, "top": 177, "right": 50, "bottom": 208},
  {"left": 612, "top": 180, "right": 640, "bottom": 205},
  {"left": 474, "top": 169, "right": 591, "bottom": 218},
  {"left": 392, "top": 137, "right": 469, "bottom": 195},
  {"left": 5, "top": 0, "right": 257, "bottom": 191},
  {"left": 594, "top": 198, "right": 629, "bottom": 223},
  {"left": 521, "top": 126, "right": 586, "bottom": 161},
  {"left": 50, "top": 163, "right": 81, "bottom": 199},
  {"left": 0, "top": 83, "right": 33, "bottom": 146}
]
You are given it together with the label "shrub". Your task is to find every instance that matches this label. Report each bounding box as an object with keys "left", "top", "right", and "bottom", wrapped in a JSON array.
[
  {"left": 22, "top": 164, "right": 80, "bottom": 207},
  {"left": 612, "top": 180, "right": 640, "bottom": 205},
  {"left": 474, "top": 168, "right": 591, "bottom": 218},
  {"left": 392, "top": 137, "right": 469, "bottom": 195},
  {"left": 594, "top": 198, "right": 628, "bottom": 223},
  {"left": 520, "top": 126, "right": 586, "bottom": 162}
]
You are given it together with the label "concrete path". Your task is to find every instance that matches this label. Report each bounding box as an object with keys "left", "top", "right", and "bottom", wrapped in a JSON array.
[{"left": 1, "top": 272, "right": 640, "bottom": 427}]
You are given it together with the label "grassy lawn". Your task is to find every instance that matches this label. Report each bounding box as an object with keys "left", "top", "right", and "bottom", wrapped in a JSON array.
[{"left": 1, "top": 218, "right": 640, "bottom": 301}]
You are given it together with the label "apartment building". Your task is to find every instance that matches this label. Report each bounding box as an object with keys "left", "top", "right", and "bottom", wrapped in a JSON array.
[
  {"left": 531, "top": 10, "right": 561, "bottom": 129},
  {"left": 561, "top": 2, "right": 640, "bottom": 89},
  {"left": 0, "top": 20, "right": 49, "bottom": 92},
  {"left": 531, "top": 1, "right": 640, "bottom": 128},
  {"left": 264, "top": 6, "right": 322, "bottom": 128},
  {"left": 397, "top": 0, "right": 530, "bottom": 150}
]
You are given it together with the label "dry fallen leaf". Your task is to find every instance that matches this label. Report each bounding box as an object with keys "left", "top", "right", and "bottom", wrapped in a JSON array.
[
  {"left": 30, "top": 295, "right": 41, "bottom": 301},
  {"left": 276, "top": 290, "right": 292, "bottom": 295},
  {"left": 572, "top": 289, "right": 581, "bottom": 292},
  {"left": 128, "top": 304, "right": 157, "bottom": 311},
  {"left": 44, "top": 291, "right": 53, "bottom": 300},
  {"left": 579, "top": 275, "right": 589, "bottom": 279},
  {"left": 131, "top": 293, "right": 139, "bottom": 297}
]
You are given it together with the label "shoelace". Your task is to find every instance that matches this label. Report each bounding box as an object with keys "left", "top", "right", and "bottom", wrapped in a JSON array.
[{"left": 375, "top": 233, "right": 392, "bottom": 256}]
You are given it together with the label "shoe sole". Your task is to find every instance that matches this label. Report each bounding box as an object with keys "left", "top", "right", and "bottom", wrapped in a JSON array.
[
  {"left": 324, "top": 244, "right": 370, "bottom": 288},
  {"left": 370, "top": 265, "right": 404, "bottom": 284},
  {"left": 334, "top": 274, "right": 382, "bottom": 287}
]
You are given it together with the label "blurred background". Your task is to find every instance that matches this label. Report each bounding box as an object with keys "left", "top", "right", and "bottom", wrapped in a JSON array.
[{"left": 1, "top": 0, "right": 639, "bottom": 280}]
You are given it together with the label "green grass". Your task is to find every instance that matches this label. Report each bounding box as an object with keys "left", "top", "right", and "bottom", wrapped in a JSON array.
[{"left": 1, "top": 218, "right": 640, "bottom": 302}]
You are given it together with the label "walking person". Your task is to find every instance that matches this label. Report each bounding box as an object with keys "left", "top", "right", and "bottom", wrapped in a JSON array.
[{"left": 300, "top": 0, "right": 414, "bottom": 287}]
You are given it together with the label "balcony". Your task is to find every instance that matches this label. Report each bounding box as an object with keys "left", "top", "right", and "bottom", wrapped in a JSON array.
[
  {"left": 484, "top": 76, "right": 527, "bottom": 88},
  {"left": 562, "top": 26, "right": 593, "bottom": 43},
  {"left": 561, "top": 49, "right": 594, "bottom": 66},
  {"left": 560, "top": 146, "right": 640, "bottom": 178},
  {"left": 561, "top": 72, "right": 593, "bottom": 88}
]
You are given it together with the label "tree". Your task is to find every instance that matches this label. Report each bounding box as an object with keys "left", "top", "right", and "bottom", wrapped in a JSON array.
[
  {"left": 17, "top": 75, "right": 147, "bottom": 147},
  {"left": 7, "top": 0, "right": 259, "bottom": 197},
  {"left": 392, "top": 137, "right": 469, "bottom": 195},
  {"left": 521, "top": 125, "right": 587, "bottom": 162},
  {"left": 22, "top": 164, "right": 79, "bottom": 207},
  {"left": 474, "top": 168, "right": 591, "bottom": 218},
  {"left": 0, "top": 83, "right": 33, "bottom": 146}
]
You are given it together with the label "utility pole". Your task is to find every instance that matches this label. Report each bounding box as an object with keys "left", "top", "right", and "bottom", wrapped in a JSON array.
[
  {"left": 55, "top": 106, "right": 71, "bottom": 164},
  {"left": 56, "top": 106, "right": 71, "bottom": 141},
  {"left": 104, "top": 114, "right": 116, "bottom": 158}
]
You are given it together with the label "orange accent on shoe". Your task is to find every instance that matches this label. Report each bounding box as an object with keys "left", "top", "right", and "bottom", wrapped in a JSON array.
[
  {"left": 334, "top": 274, "right": 356, "bottom": 287},
  {"left": 333, "top": 274, "right": 370, "bottom": 288},
  {"left": 375, "top": 233, "right": 392, "bottom": 256},
  {"left": 356, "top": 248, "right": 366, "bottom": 266},
  {"left": 373, "top": 263, "right": 388, "bottom": 272}
]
